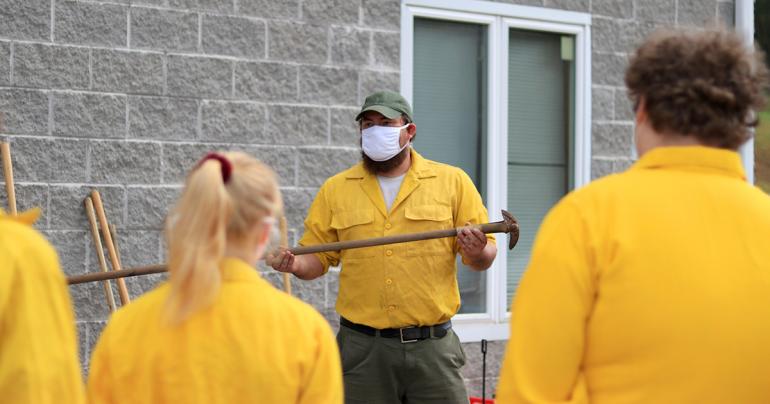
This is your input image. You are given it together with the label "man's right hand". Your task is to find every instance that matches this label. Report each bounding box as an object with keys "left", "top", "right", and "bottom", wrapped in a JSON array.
[{"left": 266, "top": 248, "right": 296, "bottom": 274}]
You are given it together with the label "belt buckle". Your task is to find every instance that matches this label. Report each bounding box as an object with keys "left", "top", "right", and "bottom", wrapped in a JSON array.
[{"left": 399, "top": 326, "right": 419, "bottom": 344}]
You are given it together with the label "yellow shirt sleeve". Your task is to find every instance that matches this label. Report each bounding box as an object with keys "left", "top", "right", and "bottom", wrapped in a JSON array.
[
  {"left": 298, "top": 316, "right": 344, "bottom": 404},
  {"left": 453, "top": 169, "right": 496, "bottom": 265},
  {"left": 299, "top": 183, "right": 340, "bottom": 272},
  {"left": 497, "top": 197, "right": 594, "bottom": 403}
]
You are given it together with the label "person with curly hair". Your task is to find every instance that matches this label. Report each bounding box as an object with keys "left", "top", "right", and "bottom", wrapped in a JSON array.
[{"left": 497, "top": 29, "right": 770, "bottom": 403}]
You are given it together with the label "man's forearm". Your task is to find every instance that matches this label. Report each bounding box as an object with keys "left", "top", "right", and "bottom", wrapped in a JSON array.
[
  {"left": 292, "top": 254, "right": 326, "bottom": 280},
  {"left": 466, "top": 243, "right": 498, "bottom": 271}
]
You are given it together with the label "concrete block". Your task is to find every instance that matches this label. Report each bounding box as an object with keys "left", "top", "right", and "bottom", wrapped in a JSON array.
[
  {"left": 13, "top": 43, "right": 90, "bottom": 89},
  {"left": 0, "top": 42, "right": 9, "bottom": 85},
  {"left": 591, "top": 52, "right": 628, "bottom": 86},
  {"left": 126, "top": 186, "right": 180, "bottom": 229},
  {"left": 299, "top": 66, "right": 358, "bottom": 105},
  {"left": 297, "top": 147, "right": 359, "bottom": 187},
  {"left": 167, "top": 55, "right": 232, "bottom": 98},
  {"left": 201, "top": 101, "right": 265, "bottom": 143},
  {"left": 282, "top": 187, "right": 315, "bottom": 230},
  {"left": 70, "top": 280, "right": 112, "bottom": 321},
  {"left": 234, "top": 61, "right": 298, "bottom": 102},
  {"left": 637, "top": 0, "right": 676, "bottom": 23},
  {"left": 55, "top": 1, "right": 127, "bottom": 47},
  {"left": 591, "top": 122, "right": 634, "bottom": 158},
  {"left": 543, "top": 0, "right": 589, "bottom": 11},
  {"left": 361, "top": 0, "right": 400, "bottom": 30},
  {"left": 202, "top": 15, "right": 265, "bottom": 59},
  {"left": 0, "top": 89, "right": 48, "bottom": 134},
  {"left": 92, "top": 49, "right": 164, "bottom": 95},
  {"left": 109, "top": 229, "right": 162, "bottom": 268},
  {"left": 591, "top": 157, "right": 634, "bottom": 180},
  {"left": 128, "top": 96, "right": 198, "bottom": 141},
  {"left": 168, "top": 0, "right": 232, "bottom": 13},
  {"left": 268, "top": 21, "right": 328, "bottom": 64},
  {"left": 330, "top": 107, "right": 360, "bottom": 147},
  {"left": 49, "top": 185, "right": 125, "bottom": 230},
  {"left": 0, "top": 183, "right": 49, "bottom": 229},
  {"left": 45, "top": 230, "right": 88, "bottom": 276},
  {"left": 678, "top": 0, "right": 718, "bottom": 27},
  {"left": 126, "top": 272, "right": 166, "bottom": 298},
  {"left": 292, "top": 276, "right": 326, "bottom": 311},
  {"left": 132, "top": 0, "right": 165, "bottom": 5},
  {"left": 0, "top": 0, "right": 50, "bottom": 41},
  {"left": 161, "top": 143, "right": 295, "bottom": 185},
  {"left": 130, "top": 7, "right": 198, "bottom": 52},
  {"left": 592, "top": 87, "right": 614, "bottom": 121},
  {"left": 89, "top": 141, "right": 162, "bottom": 184},
  {"left": 372, "top": 32, "right": 399, "bottom": 69},
  {"left": 78, "top": 321, "right": 107, "bottom": 375},
  {"left": 266, "top": 104, "right": 328, "bottom": 146},
  {"left": 160, "top": 143, "right": 213, "bottom": 184},
  {"left": 359, "top": 70, "right": 399, "bottom": 103},
  {"left": 331, "top": 26, "right": 370, "bottom": 66},
  {"left": 239, "top": 0, "right": 299, "bottom": 19},
  {"left": 614, "top": 88, "right": 635, "bottom": 122},
  {"left": 11, "top": 137, "right": 88, "bottom": 183},
  {"left": 718, "top": 1, "right": 735, "bottom": 27},
  {"left": 592, "top": 0, "right": 633, "bottom": 18},
  {"left": 52, "top": 92, "right": 126, "bottom": 138},
  {"left": 592, "top": 18, "right": 659, "bottom": 53},
  {"left": 302, "top": 0, "right": 359, "bottom": 25}
]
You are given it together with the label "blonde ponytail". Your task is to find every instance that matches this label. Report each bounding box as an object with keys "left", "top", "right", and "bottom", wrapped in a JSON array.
[{"left": 164, "top": 152, "right": 282, "bottom": 324}]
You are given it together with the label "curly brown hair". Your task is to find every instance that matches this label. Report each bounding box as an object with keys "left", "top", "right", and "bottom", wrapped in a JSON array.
[{"left": 625, "top": 29, "right": 770, "bottom": 150}]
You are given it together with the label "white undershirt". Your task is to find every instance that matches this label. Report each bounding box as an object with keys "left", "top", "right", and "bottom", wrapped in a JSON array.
[{"left": 377, "top": 173, "right": 406, "bottom": 211}]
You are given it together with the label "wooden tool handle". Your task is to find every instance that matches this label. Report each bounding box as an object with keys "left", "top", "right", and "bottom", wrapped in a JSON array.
[
  {"left": 91, "top": 190, "right": 131, "bottom": 305},
  {"left": 280, "top": 216, "right": 291, "bottom": 295},
  {"left": 1, "top": 143, "right": 16, "bottom": 215},
  {"left": 85, "top": 197, "right": 117, "bottom": 312}
]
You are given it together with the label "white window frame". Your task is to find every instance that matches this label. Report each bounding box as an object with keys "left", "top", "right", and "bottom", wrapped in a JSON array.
[
  {"left": 736, "top": 0, "right": 755, "bottom": 183},
  {"left": 401, "top": 0, "right": 592, "bottom": 342}
]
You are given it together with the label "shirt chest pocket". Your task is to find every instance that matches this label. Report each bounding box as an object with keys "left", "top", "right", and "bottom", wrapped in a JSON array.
[
  {"left": 331, "top": 209, "right": 376, "bottom": 260},
  {"left": 404, "top": 204, "right": 454, "bottom": 257}
]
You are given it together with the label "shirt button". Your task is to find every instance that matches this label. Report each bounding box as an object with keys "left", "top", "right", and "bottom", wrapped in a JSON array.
[
  {"left": 385, "top": 223, "right": 392, "bottom": 230},
  {"left": 386, "top": 279, "right": 393, "bottom": 285},
  {"left": 386, "top": 250, "right": 393, "bottom": 256},
  {"left": 388, "top": 305, "right": 396, "bottom": 311}
]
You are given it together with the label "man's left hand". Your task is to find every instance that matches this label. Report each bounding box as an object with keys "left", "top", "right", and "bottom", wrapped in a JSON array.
[{"left": 457, "top": 222, "right": 488, "bottom": 260}]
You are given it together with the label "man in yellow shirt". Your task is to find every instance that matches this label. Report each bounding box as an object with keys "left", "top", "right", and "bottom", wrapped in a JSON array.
[
  {"left": 497, "top": 30, "right": 770, "bottom": 403},
  {"left": 0, "top": 208, "right": 85, "bottom": 404},
  {"left": 269, "top": 91, "right": 497, "bottom": 403}
]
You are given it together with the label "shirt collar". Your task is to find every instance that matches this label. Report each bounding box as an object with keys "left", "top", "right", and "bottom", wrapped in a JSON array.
[
  {"left": 345, "top": 148, "right": 437, "bottom": 180},
  {"left": 631, "top": 146, "right": 746, "bottom": 180}
]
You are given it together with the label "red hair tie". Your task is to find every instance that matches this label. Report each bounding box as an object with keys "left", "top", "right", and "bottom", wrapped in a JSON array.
[{"left": 196, "top": 153, "right": 232, "bottom": 184}]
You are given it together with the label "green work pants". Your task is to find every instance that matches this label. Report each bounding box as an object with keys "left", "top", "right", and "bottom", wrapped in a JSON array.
[{"left": 336, "top": 324, "right": 468, "bottom": 404}]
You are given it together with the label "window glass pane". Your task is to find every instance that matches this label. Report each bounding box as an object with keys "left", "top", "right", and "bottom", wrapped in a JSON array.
[
  {"left": 413, "top": 17, "right": 488, "bottom": 314},
  {"left": 506, "top": 29, "right": 575, "bottom": 306},
  {"left": 755, "top": 0, "right": 770, "bottom": 193}
]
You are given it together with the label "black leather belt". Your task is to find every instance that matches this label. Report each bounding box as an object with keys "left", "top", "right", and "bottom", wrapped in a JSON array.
[{"left": 340, "top": 317, "right": 452, "bottom": 343}]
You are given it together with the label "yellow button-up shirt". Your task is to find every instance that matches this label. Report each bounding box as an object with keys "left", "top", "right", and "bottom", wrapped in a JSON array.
[
  {"left": 497, "top": 146, "right": 770, "bottom": 403},
  {"left": 0, "top": 209, "right": 85, "bottom": 404},
  {"left": 87, "top": 258, "right": 342, "bottom": 404},
  {"left": 299, "top": 149, "right": 495, "bottom": 329}
]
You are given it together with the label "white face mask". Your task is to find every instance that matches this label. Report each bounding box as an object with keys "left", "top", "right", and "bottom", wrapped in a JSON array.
[{"left": 361, "top": 124, "right": 410, "bottom": 162}]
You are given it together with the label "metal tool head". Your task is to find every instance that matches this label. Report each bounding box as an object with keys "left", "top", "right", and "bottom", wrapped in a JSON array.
[{"left": 501, "top": 210, "right": 520, "bottom": 250}]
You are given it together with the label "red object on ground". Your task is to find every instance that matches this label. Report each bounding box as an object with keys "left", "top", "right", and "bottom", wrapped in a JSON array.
[{"left": 469, "top": 398, "right": 495, "bottom": 404}]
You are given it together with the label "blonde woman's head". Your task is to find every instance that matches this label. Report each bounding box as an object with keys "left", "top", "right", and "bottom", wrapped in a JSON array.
[{"left": 164, "top": 151, "right": 282, "bottom": 324}]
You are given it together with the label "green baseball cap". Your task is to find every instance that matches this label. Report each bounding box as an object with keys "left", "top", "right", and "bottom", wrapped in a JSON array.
[{"left": 355, "top": 91, "right": 414, "bottom": 123}]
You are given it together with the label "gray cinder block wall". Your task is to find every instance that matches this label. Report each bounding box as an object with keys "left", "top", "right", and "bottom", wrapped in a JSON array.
[{"left": 0, "top": 0, "right": 733, "bottom": 397}]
